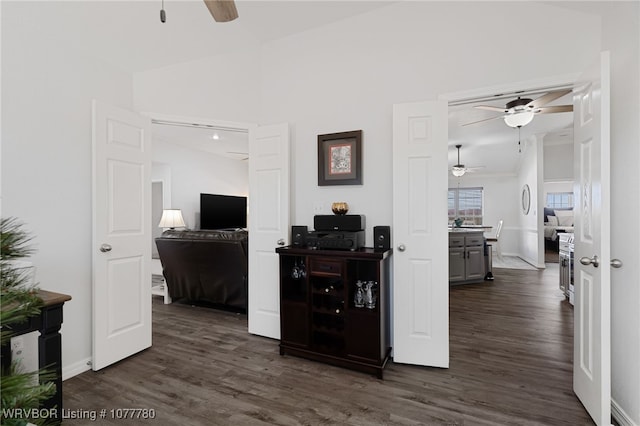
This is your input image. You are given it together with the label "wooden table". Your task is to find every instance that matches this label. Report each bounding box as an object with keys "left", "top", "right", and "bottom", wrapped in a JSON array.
[{"left": 1, "top": 290, "right": 71, "bottom": 424}]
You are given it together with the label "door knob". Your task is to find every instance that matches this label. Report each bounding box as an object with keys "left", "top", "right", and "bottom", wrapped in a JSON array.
[
  {"left": 277, "top": 238, "right": 285, "bottom": 246},
  {"left": 579, "top": 255, "right": 599, "bottom": 267},
  {"left": 99, "top": 243, "right": 112, "bottom": 253},
  {"left": 610, "top": 259, "right": 623, "bottom": 269},
  {"left": 397, "top": 244, "right": 406, "bottom": 252}
]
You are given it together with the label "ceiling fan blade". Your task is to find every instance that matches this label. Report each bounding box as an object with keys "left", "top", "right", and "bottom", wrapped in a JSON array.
[
  {"left": 203, "top": 0, "right": 238, "bottom": 22},
  {"left": 465, "top": 166, "right": 486, "bottom": 172},
  {"left": 536, "top": 105, "right": 573, "bottom": 114},
  {"left": 527, "top": 88, "right": 572, "bottom": 109},
  {"left": 462, "top": 115, "right": 504, "bottom": 126},
  {"left": 474, "top": 105, "right": 508, "bottom": 113}
]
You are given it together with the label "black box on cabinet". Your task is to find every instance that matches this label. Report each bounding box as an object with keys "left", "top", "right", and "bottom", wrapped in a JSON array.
[
  {"left": 373, "top": 226, "right": 391, "bottom": 251},
  {"left": 291, "top": 226, "right": 308, "bottom": 247},
  {"left": 314, "top": 214, "right": 365, "bottom": 231}
]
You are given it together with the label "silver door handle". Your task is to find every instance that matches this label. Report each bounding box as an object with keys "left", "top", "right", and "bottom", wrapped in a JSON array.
[
  {"left": 397, "top": 244, "right": 406, "bottom": 252},
  {"left": 99, "top": 243, "right": 112, "bottom": 253},
  {"left": 580, "top": 255, "right": 599, "bottom": 267},
  {"left": 277, "top": 238, "right": 285, "bottom": 246},
  {"left": 610, "top": 259, "right": 623, "bottom": 268}
]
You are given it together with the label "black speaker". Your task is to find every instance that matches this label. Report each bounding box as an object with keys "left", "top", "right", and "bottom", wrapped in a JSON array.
[
  {"left": 373, "top": 226, "right": 390, "bottom": 251},
  {"left": 291, "top": 226, "right": 308, "bottom": 247},
  {"left": 314, "top": 214, "right": 365, "bottom": 231}
]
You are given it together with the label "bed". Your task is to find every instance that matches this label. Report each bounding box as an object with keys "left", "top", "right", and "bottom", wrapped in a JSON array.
[{"left": 544, "top": 207, "right": 574, "bottom": 249}]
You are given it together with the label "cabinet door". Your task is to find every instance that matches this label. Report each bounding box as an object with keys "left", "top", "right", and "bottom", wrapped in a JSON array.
[
  {"left": 449, "top": 247, "right": 465, "bottom": 282},
  {"left": 281, "top": 302, "right": 309, "bottom": 347},
  {"left": 279, "top": 255, "right": 309, "bottom": 347},
  {"left": 465, "top": 246, "right": 485, "bottom": 280},
  {"left": 346, "top": 310, "right": 380, "bottom": 362}
]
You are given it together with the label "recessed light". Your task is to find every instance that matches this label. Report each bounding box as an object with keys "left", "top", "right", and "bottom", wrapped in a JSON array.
[{"left": 211, "top": 133, "right": 220, "bottom": 140}]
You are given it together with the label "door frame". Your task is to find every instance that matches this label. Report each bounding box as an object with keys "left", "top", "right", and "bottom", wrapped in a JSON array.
[
  {"left": 143, "top": 112, "right": 253, "bottom": 139},
  {"left": 143, "top": 110, "right": 254, "bottom": 304},
  {"left": 437, "top": 71, "right": 611, "bottom": 415},
  {"left": 438, "top": 73, "right": 579, "bottom": 267}
]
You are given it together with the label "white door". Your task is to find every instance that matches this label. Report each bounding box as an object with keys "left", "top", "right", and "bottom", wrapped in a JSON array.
[
  {"left": 92, "top": 100, "right": 152, "bottom": 370},
  {"left": 248, "top": 123, "right": 290, "bottom": 339},
  {"left": 392, "top": 101, "right": 449, "bottom": 367},
  {"left": 573, "top": 52, "right": 611, "bottom": 425}
]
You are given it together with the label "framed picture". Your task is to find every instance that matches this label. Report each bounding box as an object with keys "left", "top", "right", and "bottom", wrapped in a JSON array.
[{"left": 317, "top": 130, "right": 362, "bottom": 186}]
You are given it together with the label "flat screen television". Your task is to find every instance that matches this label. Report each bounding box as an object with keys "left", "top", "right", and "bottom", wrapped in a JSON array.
[{"left": 200, "top": 193, "right": 247, "bottom": 230}]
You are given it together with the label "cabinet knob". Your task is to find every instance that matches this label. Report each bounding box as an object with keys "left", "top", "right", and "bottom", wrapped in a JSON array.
[
  {"left": 610, "top": 259, "right": 623, "bottom": 268},
  {"left": 99, "top": 243, "right": 112, "bottom": 253},
  {"left": 397, "top": 244, "right": 406, "bottom": 252},
  {"left": 277, "top": 238, "right": 285, "bottom": 246}
]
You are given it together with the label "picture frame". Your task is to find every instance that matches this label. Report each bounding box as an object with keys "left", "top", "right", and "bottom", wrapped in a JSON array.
[{"left": 317, "top": 130, "right": 362, "bottom": 186}]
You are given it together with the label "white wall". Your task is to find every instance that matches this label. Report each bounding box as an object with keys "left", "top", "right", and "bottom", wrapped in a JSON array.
[
  {"left": 543, "top": 140, "right": 574, "bottom": 181},
  {"left": 448, "top": 174, "right": 519, "bottom": 255},
  {"left": 257, "top": 1, "right": 601, "bottom": 245},
  {"left": 133, "top": 52, "right": 261, "bottom": 124},
  {"left": 1, "top": 2, "right": 135, "bottom": 377},
  {"left": 152, "top": 139, "right": 248, "bottom": 230}
]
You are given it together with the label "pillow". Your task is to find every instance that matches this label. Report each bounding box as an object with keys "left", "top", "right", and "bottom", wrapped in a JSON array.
[
  {"left": 554, "top": 209, "right": 573, "bottom": 217},
  {"left": 547, "top": 215, "right": 559, "bottom": 226},
  {"left": 558, "top": 215, "right": 573, "bottom": 226}
]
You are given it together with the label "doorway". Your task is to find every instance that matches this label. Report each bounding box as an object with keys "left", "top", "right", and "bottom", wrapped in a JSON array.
[{"left": 150, "top": 117, "right": 250, "bottom": 232}]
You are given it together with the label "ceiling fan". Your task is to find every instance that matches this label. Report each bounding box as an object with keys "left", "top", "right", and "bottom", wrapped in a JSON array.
[
  {"left": 463, "top": 88, "right": 573, "bottom": 128},
  {"left": 203, "top": 0, "right": 239, "bottom": 22},
  {"left": 160, "top": 0, "right": 238, "bottom": 23},
  {"left": 451, "top": 144, "right": 484, "bottom": 177}
]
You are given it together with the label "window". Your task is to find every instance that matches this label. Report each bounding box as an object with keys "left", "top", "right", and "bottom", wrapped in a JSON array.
[
  {"left": 448, "top": 187, "right": 483, "bottom": 225},
  {"left": 546, "top": 192, "right": 573, "bottom": 209}
]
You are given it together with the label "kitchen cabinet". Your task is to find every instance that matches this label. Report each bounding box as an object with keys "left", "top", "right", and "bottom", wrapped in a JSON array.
[{"left": 449, "top": 231, "right": 485, "bottom": 284}]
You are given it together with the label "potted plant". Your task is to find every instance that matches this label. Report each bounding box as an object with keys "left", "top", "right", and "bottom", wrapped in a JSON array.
[{"left": 1, "top": 218, "right": 55, "bottom": 425}]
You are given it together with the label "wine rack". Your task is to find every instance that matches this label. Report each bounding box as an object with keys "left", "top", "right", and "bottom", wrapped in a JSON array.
[{"left": 277, "top": 246, "right": 392, "bottom": 378}]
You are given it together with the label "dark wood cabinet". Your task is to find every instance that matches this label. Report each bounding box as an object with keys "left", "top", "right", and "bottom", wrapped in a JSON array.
[{"left": 276, "top": 246, "right": 391, "bottom": 378}]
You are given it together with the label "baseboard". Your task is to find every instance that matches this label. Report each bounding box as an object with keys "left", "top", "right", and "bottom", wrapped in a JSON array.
[
  {"left": 612, "top": 398, "right": 638, "bottom": 426},
  {"left": 62, "top": 357, "right": 92, "bottom": 381}
]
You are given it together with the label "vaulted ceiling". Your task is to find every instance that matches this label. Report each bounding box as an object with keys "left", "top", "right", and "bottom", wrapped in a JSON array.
[{"left": 18, "top": 1, "right": 599, "bottom": 167}]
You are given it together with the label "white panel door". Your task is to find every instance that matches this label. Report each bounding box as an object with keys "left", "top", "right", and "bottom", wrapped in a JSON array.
[
  {"left": 248, "top": 123, "right": 290, "bottom": 339},
  {"left": 92, "top": 100, "right": 152, "bottom": 370},
  {"left": 392, "top": 101, "right": 449, "bottom": 367},
  {"left": 573, "top": 52, "right": 611, "bottom": 426}
]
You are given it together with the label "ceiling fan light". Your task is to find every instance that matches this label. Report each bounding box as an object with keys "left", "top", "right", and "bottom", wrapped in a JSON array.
[
  {"left": 504, "top": 111, "right": 534, "bottom": 128},
  {"left": 452, "top": 166, "right": 466, "bottom": 177}
]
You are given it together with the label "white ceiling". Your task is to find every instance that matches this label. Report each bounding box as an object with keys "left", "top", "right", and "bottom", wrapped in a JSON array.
[
  {"left": 152, "top": 122, "right": 249, "bottom": 160},
  {"left": 22, "top": 1, "right": 592, "bottom": 166},
  {"left": 24, "top": 1, "right": 395, "bottom": 73}
]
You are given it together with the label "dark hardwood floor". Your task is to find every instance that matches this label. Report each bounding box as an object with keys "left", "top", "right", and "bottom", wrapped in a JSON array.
[{"left": 63, "top": 265, "right": 593, "bottom": 425}]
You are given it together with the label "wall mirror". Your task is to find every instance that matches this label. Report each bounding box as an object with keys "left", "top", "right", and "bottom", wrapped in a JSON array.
[{"left": 522, "top": 184, "right": 531, "bottom": 215}]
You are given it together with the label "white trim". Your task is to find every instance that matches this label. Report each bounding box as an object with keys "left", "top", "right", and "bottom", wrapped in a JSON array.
[
  {"left": 612, "top": 398, "right": 637, "bottom": 426},
  {"left": 140, "top": 111, "right": 253, "bottom": 133},
  {"left": 62, "top": 357, "right": 92, "bottom": 381},
  {"left": 438, "top": 73, "right": 580, "bottom": 104}
]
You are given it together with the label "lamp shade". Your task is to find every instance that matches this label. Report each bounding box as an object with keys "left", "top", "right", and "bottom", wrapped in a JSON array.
[
  {"left": 158, "top": 209, "right": 186, "bottom": 229},
  {"left": 452, "top": 166, "right": 466, "bottom": 177},
  {"left": 504, "top": 111, "right": 534, "bottom": 128}
]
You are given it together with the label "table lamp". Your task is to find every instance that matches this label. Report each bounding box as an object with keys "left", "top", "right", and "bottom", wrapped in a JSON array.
[{"left": 158, "top": 209, "right": 186, "bottom": 230}]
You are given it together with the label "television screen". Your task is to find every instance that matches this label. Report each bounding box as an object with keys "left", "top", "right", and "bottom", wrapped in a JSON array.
[{"left": 200, "top": 193, "right": 247, "bottom": 230}]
